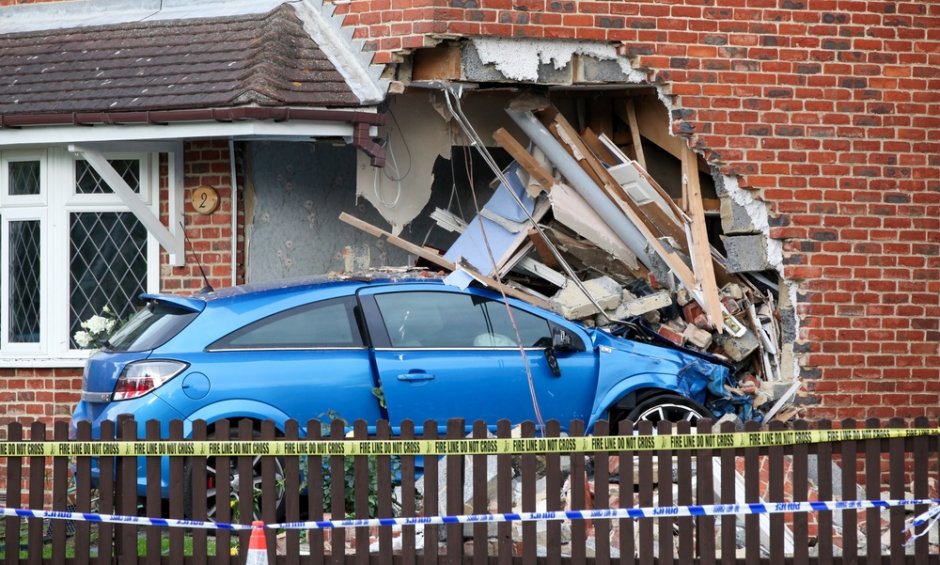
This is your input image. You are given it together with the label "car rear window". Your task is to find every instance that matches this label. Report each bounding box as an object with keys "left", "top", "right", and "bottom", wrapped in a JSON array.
[{"left": 106, "top": 301, "right": 199, "bottom": 352}]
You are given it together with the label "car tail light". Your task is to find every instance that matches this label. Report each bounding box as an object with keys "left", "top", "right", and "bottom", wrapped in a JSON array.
[{"left": 112, "top": 361, "right": 188, "bottom": 401}]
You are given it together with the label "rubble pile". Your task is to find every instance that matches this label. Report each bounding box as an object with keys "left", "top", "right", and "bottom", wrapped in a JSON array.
[{"left": 342, "top": 95, "right": 799, "bottom": 423}]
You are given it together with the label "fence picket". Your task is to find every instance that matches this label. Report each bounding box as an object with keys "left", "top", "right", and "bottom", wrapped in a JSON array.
[
  {"left": 471, "top": 420, "right": 487, "bottom": 565},
  {"left": 792, "top": 419, "right": 809, "bottom": 564},
  {"left": 74, "top": 420, "right": 92, "bottom": 565},
  {"left": 695, "top": 418, "right": 716, "bottom": 565},
  {"left": 815, "top": 419, "right": 833, "bottom": 565},
  {"left": 284, "top": 419, "right": 301, "bottom": 565},
  {"left": 421, "top": 419, "right": 439, "bottom": 565},
  {"left": 190, "top": 419, "right": 209, "bottom": 564},
  {"left": 376, "top": 420, "right": 393, "bottom": 565},
  {"left": 145, "top": 420, "right": 162, "bottom": 565},
  {"left": 399, "top": 420, "right": 417, "bottom": 565},
  {"left": 840, "top": 418, "right": 858, "bottom": 562},
  {"left": 768, "top": 420, "right": 785, "bottom": 565},
  {"left": 445, "top": 419, "right": 464, "bottom": 565}
]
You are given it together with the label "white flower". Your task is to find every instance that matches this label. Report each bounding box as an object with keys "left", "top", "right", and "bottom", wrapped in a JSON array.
[
  {"left": 83, "top": 315, "right": 109, "bottom": 334},
  {"left": 74, "top": 331, "right": 92, "bottom": 348}
]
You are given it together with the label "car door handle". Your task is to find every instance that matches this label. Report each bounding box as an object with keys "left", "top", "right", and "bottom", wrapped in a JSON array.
[{"left": 397, "top": 372, "right": 435, "bottom": 381}]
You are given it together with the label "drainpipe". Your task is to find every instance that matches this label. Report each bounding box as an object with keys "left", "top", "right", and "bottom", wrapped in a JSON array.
[
  {"left": 229, "top": 140, "right": 238, "bottom": 287},
  {"left": 505, "top": 108, "right": 653, "bottom": 267}
]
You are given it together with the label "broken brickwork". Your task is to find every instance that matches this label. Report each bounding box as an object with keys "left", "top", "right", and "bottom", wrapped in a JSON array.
[{"left": 330, "top": 0, "right": 940, "bottom": 420}]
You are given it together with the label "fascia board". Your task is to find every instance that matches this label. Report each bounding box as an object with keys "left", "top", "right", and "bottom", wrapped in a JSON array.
[{"left": 0, "top": 120, "right": 358, "bottom": 148}]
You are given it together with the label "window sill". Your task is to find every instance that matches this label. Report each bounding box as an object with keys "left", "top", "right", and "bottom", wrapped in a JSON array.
[{"left": 0, "top": 357, "right": 88, "bottom": 369}]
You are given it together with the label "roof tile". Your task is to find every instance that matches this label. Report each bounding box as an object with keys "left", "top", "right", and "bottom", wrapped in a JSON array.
[{"left": 0, "top": 4, "right": 363, "bottom": 116}]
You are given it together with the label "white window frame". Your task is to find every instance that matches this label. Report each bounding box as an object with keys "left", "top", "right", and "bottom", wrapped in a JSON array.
[{"left": 0, "top": 147, "right": 161, "bottom": 366}]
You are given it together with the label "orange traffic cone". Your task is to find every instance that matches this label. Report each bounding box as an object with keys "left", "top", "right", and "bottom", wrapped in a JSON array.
[{"left": 245, "top": 521, "right": 268, "bottom": 565}]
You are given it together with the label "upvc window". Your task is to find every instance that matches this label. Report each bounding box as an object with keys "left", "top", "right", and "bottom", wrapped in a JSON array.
[{"left": 0, "top": 148, "right": 159, "bottom": 364}]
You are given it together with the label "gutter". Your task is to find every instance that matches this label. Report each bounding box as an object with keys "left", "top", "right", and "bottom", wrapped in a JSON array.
[{"left": 0, "top": 106, "right": 388, "bottom": 165}]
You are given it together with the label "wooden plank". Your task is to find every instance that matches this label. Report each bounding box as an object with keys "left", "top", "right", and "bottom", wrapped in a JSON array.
[
  {"left": 527, "top": 227, "right": 560, "bottom": 268},
  {"left": 376, "top": 421, "right": 394, "bottom": 564},
  {"left": 625, "top": 98, "right": 647, "bottom": 169},
  {"left": 840, "top": 419, "right": 858, "bottom": 563},
  {"left": 621, "top": 96, "right": 710, "bottom": 174},
  {"left": 472, "top": 421, "right": 488, "bottom": 565},
  {"left": 656, "top": 421, "right": 674, "bottom": 565},
  {"left": 412, "top": 45, "right": 462, "bottom": 81},
  {"left": 354, "top": 421, "right": 370, "bottom": 565},
  {"left": 593, "top": 420, "right": 611, "bottom": 564},
  {"left": 340, "top": 212, "right": 456, "bottom": 271},
  {"left": 497, "top": 420, "right": 514, "bottom": 565},
  {"left": 521, "top": 422, "right": 537, "bottom": 565},
  {"left": 768, "top": 421, "right": 786, "bottom": 565},
  {"left": 328, "top": 420, "right": 346, "bottom": 565},
  {"left": 695, "top": 419, "right": 716, "bottom": 565},
  {"left": 399, "top": 420, "right": 417, "bottom": 565},
  {"left": 421, "top": 420, "right": 440, "bottom": 565},
  {"left": 493, "top": 127, "right": 556, "bottom": 192},
  {"left": 676, "top": 421, "right": 693, "bottom": 564},
  {"left": 792, "top": 420, "right": 810, "bottom": 565},
  {"left": 617, "top": 419, "right": 636, "bottom": 563},
  {"left": 864, "top": 418, "right": 881, "bottom": 565},
  {"left": 743, "top": 420, "right": 761, "bottom": 565},
  {"left": 545, "top": 112, "right": 704, "bottom": 308},
  {"left": 51, "top": 423, "right": 69, "bottom": 562},
  {"left": 446, "top": 419, "right": 465, "bottom": 565},
  {"left": 815, "top": 420, "right": 834, "bottom": 565},
  {"left": 637, "top": 420, "right": 655, "bottom": 565},
  {"left": 544, "top": 420, "right": 562, "bottom": 565},
  {"left": 580, "top": 126, "right": 617, "bottom": 166},
  {"left": 339, "top": 212, "right": 553, "bottom": 309},
  {"left": 145, "top": 421, "right": 162, "bottom": 565},
  {"left": 568, "top": 420, "right": 590, "bottom": 563},
  {"left": 683, "top": 144, "right": 724, "bottom": 332}
]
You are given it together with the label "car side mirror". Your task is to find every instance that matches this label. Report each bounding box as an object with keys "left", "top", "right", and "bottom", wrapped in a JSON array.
[{"left": 551, "top": 327, "right": 577, "bottom": 352}]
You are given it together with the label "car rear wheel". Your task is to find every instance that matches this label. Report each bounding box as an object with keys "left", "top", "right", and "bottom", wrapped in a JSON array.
[{"left": 184, "top": 429, "right": 286, "bottom": 522}]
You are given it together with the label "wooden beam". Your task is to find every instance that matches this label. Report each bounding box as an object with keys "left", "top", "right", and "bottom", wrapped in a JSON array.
[
  {"left": 411, "top": 45, "right": 462, "bottom": 81},
  {"left": 527, "top": 228, "right": 560, "bottom": 268},
  {"left": 492, "top": 128, "right": 555, "bottom": 192},
  {"left": 542, "top": 110, "right": 703, "bottom": 300},
  {"left": 682, "top": 145, "right": 724, "bottom": 332},
  {"left": 616, "top": 96, "right": 710, "bottom": 174},
  {"left": 624, "top": 98, "right": 647, "bottom": 169},
  {"left": 339, "top": 212, "right": 551, "bottom": 309}
]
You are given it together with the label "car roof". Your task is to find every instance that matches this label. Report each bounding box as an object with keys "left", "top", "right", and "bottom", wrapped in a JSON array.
[{"left": 146, "top": 271, "right": 450, "bottom": 305}]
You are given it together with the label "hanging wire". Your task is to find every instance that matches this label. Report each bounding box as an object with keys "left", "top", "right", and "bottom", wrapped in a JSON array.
[{"left": 441, "top": 85, "right": 628, "bottom": 326}]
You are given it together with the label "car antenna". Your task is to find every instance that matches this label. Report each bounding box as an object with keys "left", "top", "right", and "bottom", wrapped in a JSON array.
[{"left": 181, "top": 222, "right": 214, "bottom": 294}]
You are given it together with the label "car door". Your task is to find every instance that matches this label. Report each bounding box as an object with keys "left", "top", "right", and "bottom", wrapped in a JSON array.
[{"left": 359, "top": 284, "right": 597, "bottom": 432}]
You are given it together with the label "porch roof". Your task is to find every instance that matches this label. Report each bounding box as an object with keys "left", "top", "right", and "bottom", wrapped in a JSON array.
[{"left": 0, "top": 2, "right": 386, "bottom": 127}]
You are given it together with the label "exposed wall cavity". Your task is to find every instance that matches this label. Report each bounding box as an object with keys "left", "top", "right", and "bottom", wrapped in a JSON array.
[
  {"left": 471, "top": 38, "right": 648, "bottom": 84},
  {"left": 715, "top": 172, "right": 800, "bottom": 381},
  {"left": 355, "top": 91, "right": 527, "bottom": 235}
]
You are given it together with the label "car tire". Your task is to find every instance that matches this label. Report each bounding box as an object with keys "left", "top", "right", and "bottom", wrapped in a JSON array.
[
  {"left": 624, "top": 394, "right": 707, "bottom": 427},
  {"left": 183, "top": 429, "right": 286, "bottom": 522}
]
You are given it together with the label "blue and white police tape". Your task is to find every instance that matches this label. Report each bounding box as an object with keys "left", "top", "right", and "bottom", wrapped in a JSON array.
[
  {"left": 4, "top": 498, "right": 938, "bottom": 541},
  {"left": 0, "top": 506, "right": 253, "bottom": 531},
  {"left": 274, "top": 498, "right": 940, "bottom": 532}
]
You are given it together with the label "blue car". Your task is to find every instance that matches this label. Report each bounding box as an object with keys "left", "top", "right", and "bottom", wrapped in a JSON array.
[{"left": 71, "top": 275, "right": 729, "bottom": 517}]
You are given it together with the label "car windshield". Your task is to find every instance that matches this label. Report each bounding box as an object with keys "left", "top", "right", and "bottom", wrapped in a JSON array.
[{"left": 106, "top": 301, "right": 199, "bottom": 352}]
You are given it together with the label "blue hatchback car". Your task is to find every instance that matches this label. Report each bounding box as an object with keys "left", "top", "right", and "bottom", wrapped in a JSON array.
[{"left": 71, "top": 275, "right": 729, "bottom": 515}]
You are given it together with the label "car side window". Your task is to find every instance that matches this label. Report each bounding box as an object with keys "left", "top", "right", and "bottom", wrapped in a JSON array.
[
  {"left": 208, "top": 297, "right": 363, "bottom": 350},
  {"left": 373, "top": 291, "right": 552, "bottom": 348}
]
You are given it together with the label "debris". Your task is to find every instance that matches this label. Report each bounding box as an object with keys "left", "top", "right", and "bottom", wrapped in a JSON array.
[
  {"left": 611, "top": 289, "right": 672, "bottom": 319},
  {"left": 550, "top": 276, "right": 622, "bottom": 319},
  {"left": 342, "top": 94, "right": 797, "bottom": 426}
]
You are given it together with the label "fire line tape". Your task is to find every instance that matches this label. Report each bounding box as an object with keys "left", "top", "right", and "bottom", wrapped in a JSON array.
[
  {"left": 2, "top": 499, "right": 938, "bottom": 543},
  {"left": 0, "top": 427, "right": 936, "bottom": 457}
]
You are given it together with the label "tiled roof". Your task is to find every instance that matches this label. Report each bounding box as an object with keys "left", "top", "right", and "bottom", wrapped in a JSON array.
[{"left": 0, "top": 4, "right": 364, "bottom": 117}]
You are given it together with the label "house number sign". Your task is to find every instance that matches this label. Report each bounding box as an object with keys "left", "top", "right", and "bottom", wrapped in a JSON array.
[{"left": 191, "top": 185, "right": 220, "bottom": 214}]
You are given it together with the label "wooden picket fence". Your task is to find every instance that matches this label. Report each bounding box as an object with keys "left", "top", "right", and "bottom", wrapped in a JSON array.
[{"left": 1, "top": 416, "right": 938, "bottom": 564}]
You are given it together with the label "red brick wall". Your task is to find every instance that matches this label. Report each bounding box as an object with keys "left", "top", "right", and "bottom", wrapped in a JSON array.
[
  {"left": 330, "top": 0, "right": 940, "bottom": 419},
  {"left": 160, "top": 140, "right": 245, "bottom": 294}
]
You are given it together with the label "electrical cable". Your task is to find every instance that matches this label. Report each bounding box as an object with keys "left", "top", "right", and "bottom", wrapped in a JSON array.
[
  {"left": 441, "top": 85, "right": 629, "bottom": 325},
  {"left": 442, "top": 86, "right": 545, "bottom": 433}
]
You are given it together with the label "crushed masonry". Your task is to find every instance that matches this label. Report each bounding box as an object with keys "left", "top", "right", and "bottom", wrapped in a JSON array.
[{"left": 342, "top": 94, "right": 799, "bottom": 425}]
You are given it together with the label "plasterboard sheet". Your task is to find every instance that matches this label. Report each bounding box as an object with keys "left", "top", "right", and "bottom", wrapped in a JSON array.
[
  {"left": 550, "top": 182, "right": 639, "bottom": 270},
  {"left": 443, "top": 163, "right": 534, "bottom": 280}
]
